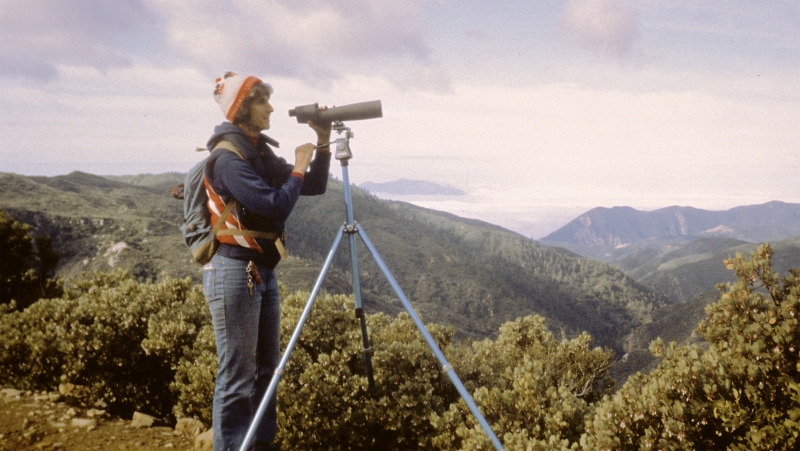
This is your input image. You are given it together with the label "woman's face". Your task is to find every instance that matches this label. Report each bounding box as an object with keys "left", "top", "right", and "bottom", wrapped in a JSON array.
[{"left": 245, "top": 95, "right": 274, "bottom": 131}]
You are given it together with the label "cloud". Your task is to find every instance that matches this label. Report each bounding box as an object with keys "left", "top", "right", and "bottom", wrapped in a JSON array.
[
  {"left": 464, "top": 28, "right": 487, "bottom": 41},
  {"left": 559, "top": 0, "right": 640, "bottom": 56},
  {"left": 0, "top": 1, "right": 447, "bottom": 91},
  {"left": 0, "top": 0, "right": 158, "bottom": 79},
  {"left": 146, "top": 0, "right": 448, "bottom": 90}
]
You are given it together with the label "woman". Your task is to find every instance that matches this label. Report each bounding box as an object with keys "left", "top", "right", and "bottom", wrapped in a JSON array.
[{"left": 203, "top": 72, "right": 331, "bottom": 451}]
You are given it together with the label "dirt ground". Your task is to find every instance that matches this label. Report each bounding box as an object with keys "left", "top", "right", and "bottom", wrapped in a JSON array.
[{"left": 0, "top": 388, "right": 198, "bottom": 451}]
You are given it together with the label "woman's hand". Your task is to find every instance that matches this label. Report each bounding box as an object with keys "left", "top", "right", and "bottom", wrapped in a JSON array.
[
  {"left": 293, "top": 143, "right": 315, "bottom": 174},
  {"left": 308, "top": 106, "right": 332, "bottom": 146}
]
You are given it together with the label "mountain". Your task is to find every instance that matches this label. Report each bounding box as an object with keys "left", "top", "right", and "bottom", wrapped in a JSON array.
[
  {"left": 522, "top": 200, "right": 800, "bottom": 385},
  {"left": 0, "top": 171, "right": 666, "bottom": 356},
  {"left": 105, "top": 172, "right": 185, "bottom": 192},
  {"left": 540, "top": 201, "right": 800, "bottom": 250},
  {"left": 359, "top": 179, "right": 466, "bottom": 196},
  {"left": 539, "top": 202, "right": 800, "bottom": 303},
  {"left": 0, "top": 171, "right": 195, "bottom": 282}
]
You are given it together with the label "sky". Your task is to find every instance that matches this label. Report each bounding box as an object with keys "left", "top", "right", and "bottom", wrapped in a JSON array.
[{"left": 1, "top": 0, "right": 798, "bottom": 238}]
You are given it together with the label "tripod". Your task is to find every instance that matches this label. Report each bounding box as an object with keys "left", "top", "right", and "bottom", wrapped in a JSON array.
[{"left": 239, "top": 121, "right": 504, "bottom": 451}]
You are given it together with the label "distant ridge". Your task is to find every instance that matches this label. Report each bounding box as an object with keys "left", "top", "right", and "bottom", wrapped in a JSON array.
[
  {"left": 0, "top": 170, "right": 667, "bottom": 356},
  {"left": 359, "top": 178, "right": 465, "bottom": 196},
  {"left": 541, "top": 201, "right": 800, "bottom": 247}
]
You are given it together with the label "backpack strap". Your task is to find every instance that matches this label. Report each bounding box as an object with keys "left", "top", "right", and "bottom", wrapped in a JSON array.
[
  {"left": 212, "top": 140, "right": 247, "bottom": 160},
  {"left": 208, "top": 140, "right": 288, "bottom": 258}
]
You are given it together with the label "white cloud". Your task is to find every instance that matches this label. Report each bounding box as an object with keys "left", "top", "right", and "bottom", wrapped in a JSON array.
[
  {"left": 0, "top": 0, "right": 446, "bottom": 90},
  {"left": 560, "top": 0, "right": 640, "bottom": 55},
  {"left": 144, "top": 0, "right": 447, "bottom": 90},
  {"left": 0, "top": 0, "right": 156, "bottom": 79}
]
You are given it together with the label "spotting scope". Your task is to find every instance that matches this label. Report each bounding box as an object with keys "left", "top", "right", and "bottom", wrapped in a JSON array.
[{"left": 289, "top": 100, "right": 382, "bottom": 124}]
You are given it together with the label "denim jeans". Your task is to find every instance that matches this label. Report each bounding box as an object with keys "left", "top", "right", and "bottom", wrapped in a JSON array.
[{"left": 203, "top": 254, "right": 281, "bottom": 451}]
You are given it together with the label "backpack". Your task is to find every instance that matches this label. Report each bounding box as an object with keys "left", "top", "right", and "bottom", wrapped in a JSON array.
[{"left": 173, "top": 140, "right": 282, "bottom": 264}]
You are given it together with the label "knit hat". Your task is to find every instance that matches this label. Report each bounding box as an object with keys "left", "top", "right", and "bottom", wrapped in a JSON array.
[{"left": 213, "top": 72, "right": 273, "bottom": 122}]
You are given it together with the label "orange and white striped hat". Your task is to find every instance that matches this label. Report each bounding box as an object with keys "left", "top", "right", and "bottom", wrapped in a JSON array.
[{"left": 213, "top": 72, "right": 273, "bottom": 122}]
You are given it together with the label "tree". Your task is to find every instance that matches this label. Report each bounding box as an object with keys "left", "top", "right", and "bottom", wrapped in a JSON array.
[
  {"left": 581, "top": 244, "right": 800, "bottom": 450},
  {"left": 0, "top": 208, "right": 62, "bottom": 309}
]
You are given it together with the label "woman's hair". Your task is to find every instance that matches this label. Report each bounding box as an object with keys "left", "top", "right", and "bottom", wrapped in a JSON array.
[{"left": 233, "top": 82, "right": 271, "bottom": 125}]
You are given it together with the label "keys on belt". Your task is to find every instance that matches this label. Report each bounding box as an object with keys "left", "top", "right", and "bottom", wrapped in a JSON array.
[{"left": 246, "top": 261, "right": 262, "bottom": 296}]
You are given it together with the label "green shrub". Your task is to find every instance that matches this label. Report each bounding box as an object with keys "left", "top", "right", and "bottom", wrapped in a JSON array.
[
  {"left": 163, "top": 323, "right": 217, "bottom": 422},
  {"left": 581, "top": 244, "right": 800, "bottom": 450},
  {"left": 0, "top": 208, "right": 62, "bottom": 309},
  {"left": 168, "top": 289, "right": 460, "bottom": 450},
  {"left": 430, "top": 315, "right": 614, "bottom": 451},
  {"left": 0, "top": 270, "right": 204, "bottom": 418},
  {"left": 1, "top": 268, "right": 620, "bottom": 450}
]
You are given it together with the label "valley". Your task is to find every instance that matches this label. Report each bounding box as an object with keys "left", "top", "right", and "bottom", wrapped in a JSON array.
[{"left": 3, "top": 171, "right": 800, "bottom": 385}]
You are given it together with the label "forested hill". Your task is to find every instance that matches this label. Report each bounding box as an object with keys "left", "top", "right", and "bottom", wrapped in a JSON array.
[
  {"left": 541, "top": 201, "right": 800, "bottom": 248},
  {"left": 0, "top": 171, "right": 667, "bottom": 354},
  {"left": 538, "top": 201, "right": 800, "bottom": 305}
]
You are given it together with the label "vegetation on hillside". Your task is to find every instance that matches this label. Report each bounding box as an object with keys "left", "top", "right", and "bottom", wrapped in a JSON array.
[
  {"left": 0, "top": 208, "right": 62, "bottom": 309},
  {"left": 286, "top": 181, "right": 667, "bottom": 351},
  {"left": 0, "top": 172, "right": 667, "bottom": 355},
  {"left": 582, "top": 244, "right": 800, "bottom": 450},
  {"left": 0, "top": 269, "right": 613, "bottom": 450},
  {"left": 1, "top": 243, "right": 799, "bottom": 449},
  {"left": 0, "top": 172, "right": 194, "bottom": 282}
]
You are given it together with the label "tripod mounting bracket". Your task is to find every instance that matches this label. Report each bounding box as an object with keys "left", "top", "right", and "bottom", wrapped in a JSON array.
[
  {"left": 333, "top": 121, "right": 354, "bottom": 161},
  {"left": 344, "top": 222, "right": 359, "bottom": 234}
]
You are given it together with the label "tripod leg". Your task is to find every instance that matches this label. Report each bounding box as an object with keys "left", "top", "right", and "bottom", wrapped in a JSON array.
[
  {"left": 340, "top": 155, "right": 375, "bottom": 390},
  {"left": 356, "top": 227, "right": 505, "bottom": 451},
  {"left": 345, "top": 230, "right": 376, "bottom": 391},
  {"left": 238, "top": 226, "right": 346, "bottom": 451}
]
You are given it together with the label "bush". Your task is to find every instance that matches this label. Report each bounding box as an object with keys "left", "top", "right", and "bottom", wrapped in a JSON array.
[
  {"left": 431, "top": 315, "right": 614, "bottom": 451},
  {"left": 0, "top": 270, "right": 205, "bottom": 418},
  {"left": 581, "top": 244, "right": 800, "bottom": 450},
  {"left": 0, "top": 208, "right": 62, "bottom": 309},
  {"left": 0, "top": 268, "right": 618, "bottom": 450},
  {"left": 168, "top": 289, "right": 460, "bottom": 450},
  {"left": 162, "top": 287, "right": 616, "bottom": 450}
]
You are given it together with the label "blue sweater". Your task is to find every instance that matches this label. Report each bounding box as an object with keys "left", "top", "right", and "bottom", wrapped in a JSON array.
[{"left": 205, "top": 122, "right": 331, "bottom": 268}]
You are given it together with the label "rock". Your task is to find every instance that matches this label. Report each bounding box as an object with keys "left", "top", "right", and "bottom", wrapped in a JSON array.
[
  {"left": 175, "top": 418, "right": 206, "bottom": 436},
  {"left": 58, "top": 383, "right": 74, "bottom": 396},
  {"left": 58, "top": 383, "right": 88, "bottom": 399},
  {"left": 48, "top": 393, "right": 63, "bottom": 403},
  {"left": 71, "top": 418, "right": 97, "bottom": 428},
  {"left": 195, "top": 428, "right": 213, "bottom": 451},
  {"left": 86, "top": 408, "right": 106, "bottom": 418},
  {"left": 130, "top": 411, "right": 157, "bottom": 428},
  {"left": 0, "top": 388, "right": 22, "bottom": 398}
]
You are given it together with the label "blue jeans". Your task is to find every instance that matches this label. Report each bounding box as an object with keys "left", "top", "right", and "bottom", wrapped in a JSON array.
[{"left": 203, "top": 254, "right": 281, "bottom": 451}]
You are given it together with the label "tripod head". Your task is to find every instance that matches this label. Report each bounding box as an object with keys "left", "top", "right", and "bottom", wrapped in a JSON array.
[{"left": 332, "top": 121, "right": 354, "bottom": 162}]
